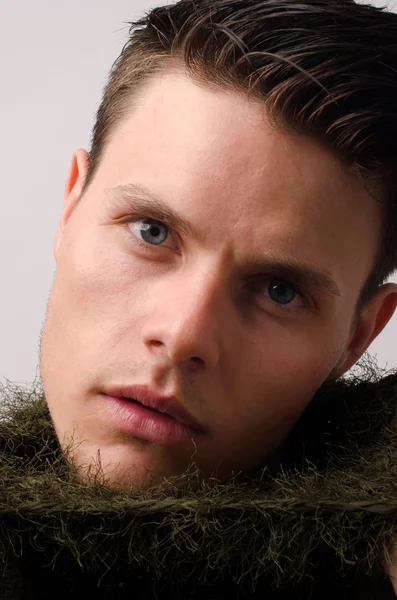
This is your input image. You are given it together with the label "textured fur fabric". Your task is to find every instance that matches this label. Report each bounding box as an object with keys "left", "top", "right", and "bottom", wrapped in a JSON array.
[{"left": 1, "top": 357, "right": 397, "bottom": 599}]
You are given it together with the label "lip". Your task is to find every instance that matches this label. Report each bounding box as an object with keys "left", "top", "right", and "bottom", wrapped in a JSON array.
[{"left": 100, "top": 384, "right": 204, "bottom": 446}]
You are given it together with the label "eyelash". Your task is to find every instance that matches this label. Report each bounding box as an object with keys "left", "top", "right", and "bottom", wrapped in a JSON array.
[{"left": 125, "top": 216, "right": 310, "bottom": 313}]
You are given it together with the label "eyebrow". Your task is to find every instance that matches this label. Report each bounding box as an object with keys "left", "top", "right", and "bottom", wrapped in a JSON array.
[
  {"left": 105, "top": 183, "right": 342, "bottom": 300},
  {"left": 105, "top": 183, "right": 200, "bottom": 242}
]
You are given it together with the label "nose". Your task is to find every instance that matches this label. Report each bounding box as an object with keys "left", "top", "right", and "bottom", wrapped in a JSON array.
[{"left": 141, "top": 266, "right": 226, "bottom": 370}]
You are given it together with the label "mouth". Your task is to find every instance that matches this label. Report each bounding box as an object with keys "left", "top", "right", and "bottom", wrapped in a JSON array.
[
  {"left": 102, "top": 384, "right": 204, "bottom": 432},
  {"left": 125, "top": 397, "right": 169, "bottom": 416},
  {"left": 102, "top": 393, "right": 201, "bottom": 447}
]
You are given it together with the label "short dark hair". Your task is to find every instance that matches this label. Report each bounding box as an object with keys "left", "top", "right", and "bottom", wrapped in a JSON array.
[{"left": 83, "top": 0, "right": 397, "bottom": 312}]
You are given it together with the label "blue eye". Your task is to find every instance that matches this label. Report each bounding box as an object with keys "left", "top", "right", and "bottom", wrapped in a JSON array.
[
  {"left": 267, "top": 279, "right": 297, "bottom": 305},
  {"left": 131, "top": 218, "right": 169, "bottom": 246}
]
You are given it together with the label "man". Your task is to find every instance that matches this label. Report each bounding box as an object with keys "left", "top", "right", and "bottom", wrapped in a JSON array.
[{"left": 2, "top": 0, "right": 397, "bottom": 597}]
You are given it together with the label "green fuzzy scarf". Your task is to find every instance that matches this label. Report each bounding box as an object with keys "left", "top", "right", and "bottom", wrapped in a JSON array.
[{"left": 1, "top": 357, "right": 397, "bottom": 599}]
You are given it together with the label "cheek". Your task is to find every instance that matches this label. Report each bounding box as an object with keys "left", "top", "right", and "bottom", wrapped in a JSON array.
[
  {"left": 224, "top": 320, "right": 346, "bottom": 431},
  {"left": 64, "top": 231, "right": 144, "bottom": 310},
  {"left": 250, "top": 316, "right": 343, "bottom": 383},
  {"left": 215, "top": 343, "right": 340, "bottom": 468},
  {"left": 201, "top": 339, "right": 341, "bottom": 477},
  {"left": 47, "top": 230, "right": 153, "bottom": 359}
]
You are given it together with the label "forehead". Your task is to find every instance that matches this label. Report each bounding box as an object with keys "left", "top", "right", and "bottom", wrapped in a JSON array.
[{"left": 94, "top": 70, "right": 381, "bottom": 300}]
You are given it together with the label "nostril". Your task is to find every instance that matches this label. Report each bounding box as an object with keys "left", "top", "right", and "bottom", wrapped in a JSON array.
[{"left": 191, "top": 356, "right": 204, "bottom": 365}]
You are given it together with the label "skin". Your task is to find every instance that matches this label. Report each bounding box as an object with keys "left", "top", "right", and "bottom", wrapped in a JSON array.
[
  {"left": 40, "top": 70, "right": 397, "bottom": 491},
  {"left": 387, "top": 564, "right": 397, "bottom": 593}
]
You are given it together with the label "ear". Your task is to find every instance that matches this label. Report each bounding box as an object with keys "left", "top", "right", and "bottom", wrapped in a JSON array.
[
  {"left": 54, "top": 149, "right": 89, "bottom": 261},
  {"left": 327, "top": 282, "right": 397, "bottom": 379}
]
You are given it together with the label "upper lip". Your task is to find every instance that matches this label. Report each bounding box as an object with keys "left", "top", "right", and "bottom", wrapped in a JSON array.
[{"left": 103, "top": 384, "right": 204, "bottom": 432}]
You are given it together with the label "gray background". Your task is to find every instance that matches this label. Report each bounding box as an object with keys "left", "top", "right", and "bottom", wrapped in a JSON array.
[{"left": 0, "top": 0, "right": 395, "bottom": 386}]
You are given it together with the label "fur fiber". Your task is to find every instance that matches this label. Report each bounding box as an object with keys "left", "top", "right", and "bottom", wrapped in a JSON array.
[{"left": 1, "top": 356, "right": 397, "bottom": 599}]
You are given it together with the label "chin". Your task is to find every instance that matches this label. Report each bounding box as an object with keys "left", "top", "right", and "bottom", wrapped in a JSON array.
[{"left": 63, "top": 439, "right": 198, "bottom": 492}]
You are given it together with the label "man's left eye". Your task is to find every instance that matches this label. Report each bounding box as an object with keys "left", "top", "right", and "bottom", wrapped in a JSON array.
[
  {"left": 249, "top": 277, "right": 307, "bottom": 311},
  {"left": 129, "top": 218, "right": 170, "bottom": 246},
  {"left": 267, "top": 280, "right": 298, "bottom": 305}
]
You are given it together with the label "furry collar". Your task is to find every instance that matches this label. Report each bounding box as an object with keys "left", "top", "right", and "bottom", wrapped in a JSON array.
[{"left": 1, "top": 358, "right": 397, "bottom": 599}]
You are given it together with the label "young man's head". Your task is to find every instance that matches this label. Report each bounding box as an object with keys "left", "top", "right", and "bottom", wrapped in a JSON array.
[{"left": 40, "top": 0, "right": 397, "bottom": 490}]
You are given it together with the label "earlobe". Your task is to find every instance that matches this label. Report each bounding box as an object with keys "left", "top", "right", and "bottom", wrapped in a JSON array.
[
  {"left": 54, "top": 149, "right": 89, "bottom": 261},
  {"left": 330, "top": 283, "right": 397, "bottom": 379}
]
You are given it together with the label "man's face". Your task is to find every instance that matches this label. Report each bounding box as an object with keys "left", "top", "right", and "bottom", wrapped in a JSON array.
[{"left": 40, "top": 71, "right": 385, "bottom": 490}]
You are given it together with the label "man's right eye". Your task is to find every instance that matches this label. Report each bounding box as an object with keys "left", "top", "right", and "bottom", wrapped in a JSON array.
[{"left": 127, "top": 217, "right": 176, "bottom": 250}]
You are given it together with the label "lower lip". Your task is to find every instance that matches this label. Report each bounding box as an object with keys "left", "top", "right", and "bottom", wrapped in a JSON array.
[{"left": 102, "top": 395, "right": 198, "bottom": 446}]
